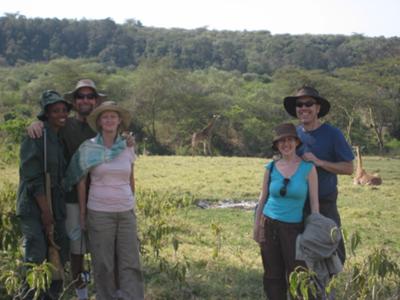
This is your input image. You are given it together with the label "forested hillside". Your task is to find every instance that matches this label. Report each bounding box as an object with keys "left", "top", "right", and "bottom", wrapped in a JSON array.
[
  {"left": 0, "top": 14, "right": 399, "bottom": 159},
  {"left": 2, "top": 14, "right": 400, "bottom": 72}
]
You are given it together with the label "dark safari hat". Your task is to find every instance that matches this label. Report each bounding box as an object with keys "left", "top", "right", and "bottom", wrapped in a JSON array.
[
  {"left": 283, "top": 86, "right": 330, "bottom": 118},
  {"left": 272, "top": 123, "right": 302, "bottom": 150},
  {"left": 37, "top": 90, "right": 72, "bottom": 121},
  {"left": 87, "top": 101, "right": 132, "bottom": 133},
  {"left": 64, "top": 79, "right": 106, "bottom": 102}
]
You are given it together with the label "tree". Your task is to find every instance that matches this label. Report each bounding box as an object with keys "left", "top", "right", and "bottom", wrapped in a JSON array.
[{"left": 131, "top": 58, "right": 184, "bottom": 143}]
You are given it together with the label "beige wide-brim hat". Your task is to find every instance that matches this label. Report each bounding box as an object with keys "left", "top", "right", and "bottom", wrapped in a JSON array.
[
  {"left": 272, "top": 123, "right": 302, "bottom": 150},
  {"left": 64, "top": 79, "right": 106, "bottom": 102},
  {"left": 283, "top": 86, "right": 330, "bottom": 118},
  {"left": 87, "top": 101, "right": 132, "bottom": 132}
]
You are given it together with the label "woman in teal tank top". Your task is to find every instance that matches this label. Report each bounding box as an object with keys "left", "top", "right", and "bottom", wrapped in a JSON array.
[{"left": 254, "top": 123, "right": 320, "bottom": 299}]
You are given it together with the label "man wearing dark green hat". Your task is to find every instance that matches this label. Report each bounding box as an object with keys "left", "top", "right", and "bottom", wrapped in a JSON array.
[{"left": 17, "top": 90, "right": 72, "bottom": 299}]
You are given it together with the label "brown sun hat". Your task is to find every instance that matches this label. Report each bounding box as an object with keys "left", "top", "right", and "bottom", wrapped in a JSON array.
[
  {"left": 272, "top": 123, "right": 302, "bottom": 150},
  {"left": 283, "top": 86, "right": 330, "bottom": 118},
  {"left": 87, "top": 101, "right": 132, "bottom": 132},
  {"left": 64, "top": 79, "right": 106, "bottom": 102}
]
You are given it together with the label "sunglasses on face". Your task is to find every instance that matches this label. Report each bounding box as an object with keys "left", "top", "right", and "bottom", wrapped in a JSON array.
[
  {"left": 296, "top": 100, "right": 316, "bottom": 108},
  {"left": 279, "top": 178, "right": 290, "bottom": 197},
  {"left": 75, "top": 93, "right": 96, "bottom": 100}
]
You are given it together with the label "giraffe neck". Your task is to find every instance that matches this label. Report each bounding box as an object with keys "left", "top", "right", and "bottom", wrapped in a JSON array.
[{"left": 202, "top": 119, "right": 216, "bottom": 135}]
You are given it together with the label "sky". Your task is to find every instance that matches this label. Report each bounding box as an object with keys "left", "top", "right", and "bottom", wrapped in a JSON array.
[{"left": 1, "top": 0, "right": 400, "bottom": 37}]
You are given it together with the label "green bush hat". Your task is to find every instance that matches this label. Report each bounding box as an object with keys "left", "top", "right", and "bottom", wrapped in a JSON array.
[
  {"left": 87, "top": 101, "right": 132, "bottom": 133},
  {"left": 283, "top": 86, "right": 330, "bottom": 118},
  {"left": 64, "top": 79, "right": 106, "bottom": 102},
  {"left": 37, "top": 90, "right": 72, "bottom": 121},
  {"left": 272, "top": 123, "right": 302, "bottom": 151}
]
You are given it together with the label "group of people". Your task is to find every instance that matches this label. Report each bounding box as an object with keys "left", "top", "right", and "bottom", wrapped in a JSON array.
[
  {"left": 17, "top": 79, "right": 144, "bottom": 300},
  {"left": 16, "top": 81, "right": 354, "bottom": 300},
  {"left": 254, "top": 86, "right": 354, "bottom": 299}
]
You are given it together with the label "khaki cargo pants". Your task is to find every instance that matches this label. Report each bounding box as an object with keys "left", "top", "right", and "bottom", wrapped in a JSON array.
[{"left": 87, "top": 209, "right": 144, "bottom": 300}]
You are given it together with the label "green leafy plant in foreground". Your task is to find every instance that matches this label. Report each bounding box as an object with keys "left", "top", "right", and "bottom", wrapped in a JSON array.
[
  {"left": 136, "top": 189, "right": 193, "bottom": 290},
  {"left": 22, "top": 261, "right": 53, "bottom": 300},
  {"left": 0, "top": 253, "right": 54, "bottom": 300},
  {"left": 289, "top": 266, "right": 317, "bottom": 300},
  {"left": 0, "top": 253, "right": 23, "bottom": 297},
  {"left": 137, "top": 189, "right": 193, "bottom": 257},
  {"left": 342, "top": 247, "right": 400, "bottom": 300},
  {"left": 288, "top": 231, "right": 400, "bottom": 300},
  {"left": 210, "top": 222, "right": 222, "bottom": 259}
]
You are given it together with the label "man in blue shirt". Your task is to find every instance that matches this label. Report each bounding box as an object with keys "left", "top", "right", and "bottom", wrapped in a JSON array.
[{"left": 283, "top": 86, "right": 354, "bottom": 264}]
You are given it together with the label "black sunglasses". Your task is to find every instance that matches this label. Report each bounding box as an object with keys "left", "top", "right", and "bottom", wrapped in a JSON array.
[
  {"left": 296, "top": 100, "right": 316, "bottom": 108},
  {"left": 280, "top": 178, "right": 290, "bottom": 197},
  {"left": 75, "top": 93, "right": 96, "bottom": 100}
]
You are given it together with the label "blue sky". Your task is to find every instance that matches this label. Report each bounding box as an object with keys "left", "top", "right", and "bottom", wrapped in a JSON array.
[{"left": 2, "top": 0, "right": 399, "bottom": 37}]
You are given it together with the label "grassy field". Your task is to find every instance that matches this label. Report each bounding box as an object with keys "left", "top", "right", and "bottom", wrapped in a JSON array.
[
  {"left": 135, "top": 155, "right": 400, "bottom": 252},
  {"left": 135, "top": 155, "right": 267, "bottom": 201},
  {"left": 1, "top": 155, "right": 399, "bottom": 299}
]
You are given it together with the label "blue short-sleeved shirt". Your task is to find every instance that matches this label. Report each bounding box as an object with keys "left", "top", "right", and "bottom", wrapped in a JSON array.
[
  {"left": 296, "top": 123, "right": 354, "bottom": 198},
  {"left": 263, "top": 160, "right": 314, "bottom": 223}
]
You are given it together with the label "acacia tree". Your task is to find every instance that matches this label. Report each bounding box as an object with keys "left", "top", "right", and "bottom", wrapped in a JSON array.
[
  {"left": 366, "top": 89, "right": 397, "bottom": 152},
  {"left": 131, "top": 58, "right": 190, "bottom": 145},
  {"left": 335, "top": 58, "right": 400, "bottom": 152},
  {"left": 318, "top": 76, "right": 367, "bottom": 145}
]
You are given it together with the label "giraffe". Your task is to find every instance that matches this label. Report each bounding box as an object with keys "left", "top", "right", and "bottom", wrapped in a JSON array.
[
  {"left": 191, "top": 114, "right": 220, "bottom": 156},
  {"left": 353, "top": 145, "right": 382, "bottom": 185}
]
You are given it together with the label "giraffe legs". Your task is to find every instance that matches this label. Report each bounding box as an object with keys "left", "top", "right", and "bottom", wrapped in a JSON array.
[
  {"left": 191, "top": 134, "right": 214, "bottom": 156},
  {"left": 207, "top": 139, "right": 212, "bottom": 156}
]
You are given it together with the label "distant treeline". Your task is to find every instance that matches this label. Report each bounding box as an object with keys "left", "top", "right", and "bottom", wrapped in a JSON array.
[{"left": 1, "top": 14, "right": 400, "bottom": 73}]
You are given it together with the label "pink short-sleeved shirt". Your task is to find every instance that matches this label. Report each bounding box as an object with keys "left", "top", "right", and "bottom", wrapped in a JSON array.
[{"left": 88, "top": 147, "right": 136, "bottom": 212}]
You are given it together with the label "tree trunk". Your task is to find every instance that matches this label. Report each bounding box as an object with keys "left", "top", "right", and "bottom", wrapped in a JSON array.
[
  {"left": 346, "top": 116, "right": 354, "bottom": 145},
  {"left": 337, "top": 104, "right": 354, "bottom": 144},
  {"left": 368, "top": 106, "right": 384, "bottom": 152},
  {"left": 151, "top": 98, "right": 157, "bottom": 140}
]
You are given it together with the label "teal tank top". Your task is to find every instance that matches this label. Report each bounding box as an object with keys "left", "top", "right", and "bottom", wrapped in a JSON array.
[{"left": 263, "top": 160, "right": 313, "bottom": 223}]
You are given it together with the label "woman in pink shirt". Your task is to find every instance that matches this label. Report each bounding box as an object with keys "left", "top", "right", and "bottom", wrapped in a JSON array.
[{"left": 72, "top": 101, "right": 144, "bottom": 300}]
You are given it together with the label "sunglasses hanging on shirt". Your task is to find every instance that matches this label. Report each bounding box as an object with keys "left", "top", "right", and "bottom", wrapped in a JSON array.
[{"left": 280, "top": 178, "right": 290, "bottom": 197}]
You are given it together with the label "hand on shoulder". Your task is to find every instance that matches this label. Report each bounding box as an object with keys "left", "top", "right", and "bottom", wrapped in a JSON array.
[{"left": 27, "top": 121, "right": 44, "bottom": 139}]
